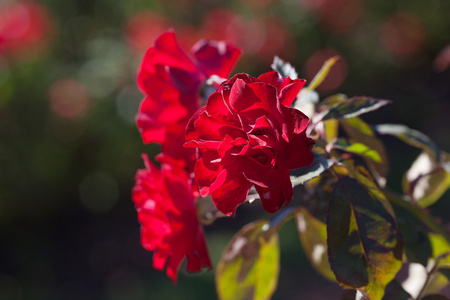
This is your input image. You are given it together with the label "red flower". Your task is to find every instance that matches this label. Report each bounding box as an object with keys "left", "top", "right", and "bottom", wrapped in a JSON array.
[
  {"left": 185, "top": 72, "right": 315, "bottom": 215},
  {"left": 132, "top": 154, "right": 212, "bottom": 282},
  {"left": 136, "top": 30, "right": 240, "bottom": 165}
]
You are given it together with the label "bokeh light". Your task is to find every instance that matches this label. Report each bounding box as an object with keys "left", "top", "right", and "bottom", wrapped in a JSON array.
[
  {"left": 125, "top": 11, "right": 170, "bottom": 54},
  {"left": 434, "top": 44, "right": 450, "bottom": 71},
  {"left": 0, "top": 1, "right": 52, "bottom": 58},
  {"left": 202, "top": 8, "right": 242, "bottom": 43},
  {"left": 381, "top": 12, "right": 426, "bottom": 57},
  {"left": 116, "top": 85, "right": 142, "bottom": 124},
  {"left": 48, "top": 79, "right": 90, "bottom": 119},
  {"left": 202, "top": 9, "right": 294, "bottom": 62},
  {"left": 301, "top": 0, "right": 364, "bottom": 34}
]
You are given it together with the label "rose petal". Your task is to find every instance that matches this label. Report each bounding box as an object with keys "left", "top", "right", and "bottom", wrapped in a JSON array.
[
  {"left": 194, "top": 150, "right": 223, "bottom": 196},
  {"left": 185, "top": 107, "right": 206, "bottom": 142},
  {"left": 287, "top": 133, "right": 315, "bottom": 169},
  {"left": 278, "top": 79, "right": 306, "bottom": 107},
  {"left": 255, "top": 170, "right": 293, "bottom": 213},
  {"left": 151, "top": 30, "right": 198, "bottom": 73},
  {"left": 229, "top": 80, "right": 279, "bottom": 115},
  {"left": 257, "top": 71, "right": 306, "bottom": 107},
  {"left": 161, "top": 121, "right": 196, "bottom": 166},
  {"left": 288, "top": 106, "right": 310, "bottom": 134},
  {"left": 218, "top": 73, "right": 258, "bottom": 92},
  {"left": 206, "top": 92, "right": 239, "bottom": 127},
  {"left": 165, "top": 242, "right": 186, "bottom": 283},
  {"left": 188, "top": 227, "right": 213, "bottom": 271},
  {"left": 136, "top": 119, "right": 166, "bottom": 144},
  {"left": 192, "top": 39, "right": 241, "bottom": 79},
  {"left": 153, "top": 249, "right": 169, "bottom": 271},
  {"left": 211, "top": 173, "right": 253, "bottom": 215},
  {"left": 194, "top": 111, "right": 244, "bottom": 141}
]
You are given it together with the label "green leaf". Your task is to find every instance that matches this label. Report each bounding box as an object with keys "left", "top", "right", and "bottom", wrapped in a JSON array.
[
  {"left": 388, "top": 190, "right": 450, "bottom": 254},
  {"left": 299, "top": 169, "right": 338, "bottom": 223},
  {"left": 403, "top": 151, "right": 436, "bottom": 195},
  {"left": 290, "top": 153, "right": 335, "bottom": 186},
  {"left": 429, "top": 233, "right": 450, "bottom": 265},
  {"left": 296, "top": 207, "right": 335, "bottom": 281},
  {"left": 318, "top": 94, "right": 348, "bottom": 111},
  {"left": 319, "top": 97, "right": 391, "bottom": 121},
  {"left": 271, "top": 56, "right": 298, "bottom": 79},
  {"left": 216, "top": 220, "right": 279, "bottom": 300},
  {"left": 401, "top": 224, "right": 433, "bottom": 267},
  {"left": 388, "top": 190, "right": 433, "bottom": 266},
  {"left": 347, "top": 164, "right": 396, "bottom": 218},
  {"left": 340, "top": 117, "right": 389, "bottom": 186},
  {"left": 374, "top": 124, "right": 441, "bottom": 160},
  {"left": 323, "top": 119, "right": 339, "bottom": 143},
  {"left": 314, "top": 95, "right": 345, "bottom": 141},
  {"left": 414, "top": 168, "right": 450, "bottom": 208},
  {"left": 438, "top": 268, "right": 450, "bottom": 281},
  {"left": 403, "top": 152, "right": 450, "bottom": 207},
  {"left": 308, "top": 56, "right": 339, "bottom": 91},
  {"left": 420, "top": 270, "right": 450, "bottom": 299},
  {"left": 381, "top": 280, "right": 412, "bottom": 300},
  {"left": 327, "top": 176, "right": 403, "bottom": 300},
  {"left": 331, "top": 138, "right": 382, "bottom": 163}
]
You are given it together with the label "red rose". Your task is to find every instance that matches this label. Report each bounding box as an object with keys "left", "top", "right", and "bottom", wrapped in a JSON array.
[
  {"left": 132, "top": 154, "right": 212, "bottom": 282},
  {"left": 136, "top": 30, "right": 240, "bottom": 166},
  {"left": 185, "top": 72, "right": 315, "bottom": 215}
]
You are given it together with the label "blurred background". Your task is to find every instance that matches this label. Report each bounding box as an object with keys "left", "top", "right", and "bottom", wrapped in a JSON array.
[{"left": 0, "top": 0, "right": 449, "bottom": 299}]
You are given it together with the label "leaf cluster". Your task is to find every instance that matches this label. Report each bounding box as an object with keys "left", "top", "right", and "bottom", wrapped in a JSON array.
[{"left": 212, "top": 57, "right": 450, "bottom": 300}]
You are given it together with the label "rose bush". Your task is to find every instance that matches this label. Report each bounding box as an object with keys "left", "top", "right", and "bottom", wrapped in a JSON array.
[
  {"left": 185, "top": 72, "right": 315, "bottom": 215},
  {"left": 136, "top": 30, "right": 240, "bottom": 166},
  {"left": 132, "top": 154, "right": 212, "bottom": 282}
]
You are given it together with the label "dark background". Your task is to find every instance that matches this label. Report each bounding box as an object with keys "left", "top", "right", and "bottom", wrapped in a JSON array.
[{"left": 0, "top": 0, "right": 449, "bottom": 299}]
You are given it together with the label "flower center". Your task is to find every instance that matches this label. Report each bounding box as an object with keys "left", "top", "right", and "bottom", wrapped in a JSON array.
[{"left": 250, "top": 127, "right": 270, "bottom": 136}]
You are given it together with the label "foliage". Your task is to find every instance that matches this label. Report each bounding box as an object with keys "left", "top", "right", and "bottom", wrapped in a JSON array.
[{"left": 217, "top": 58, "right": 450, "bottom": 300}]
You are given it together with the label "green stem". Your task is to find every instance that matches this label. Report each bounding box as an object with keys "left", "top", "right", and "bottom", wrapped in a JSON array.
[
  {"left": 385, "top": 190, "right": 450, "bottom": 245},
  {"left": 266, "top": 207, "right": 301, "bottom": 237}
]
